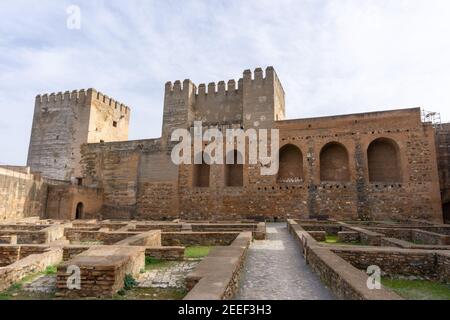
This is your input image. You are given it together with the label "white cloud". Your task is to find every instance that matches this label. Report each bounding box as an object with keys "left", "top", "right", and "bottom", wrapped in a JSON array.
[{"left": 1, "top": 0, "right": 450, "bottom": 165}]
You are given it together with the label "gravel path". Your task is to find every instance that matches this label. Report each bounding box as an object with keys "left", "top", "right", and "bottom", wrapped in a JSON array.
[{"left": 235, "top": 222, "right": 335, "bottom": 300}]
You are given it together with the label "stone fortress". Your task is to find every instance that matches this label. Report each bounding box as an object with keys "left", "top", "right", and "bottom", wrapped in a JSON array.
[
  {"left": 0, "top": 66, "right": 449, "bottom": 300},
  {"left": 0, "top": 66, "right": 446, "bottom": 224}
]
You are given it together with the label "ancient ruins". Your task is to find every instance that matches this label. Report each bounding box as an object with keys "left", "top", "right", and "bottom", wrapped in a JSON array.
[{"left": 0, "top": 67, "right": 449, "bottom": 300}]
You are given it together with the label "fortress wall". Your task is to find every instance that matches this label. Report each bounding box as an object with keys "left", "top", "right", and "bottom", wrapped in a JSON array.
[
  {"left": 436, "top": 123, "right": 450, "bottom": 223},
  {"left": 87, "top": 90, "right": 130, "bottom": 144},
  {"left": 194, "top": 80, "right": 244, "bottom": 125},
  {"left": 179, "top": 108, "right": 443, "bottom": 222},
  {"left": 0, "top": 167, "right": 47, "bottom": 221},
  {"left": 436, "top": 124, "right": 450, "bottom": 203},
  {"left": 45, "top": 185, "right": 103, "bottom": 220},
  {"left": 80, "top": 139, "right": 179, "bottom": 220}
]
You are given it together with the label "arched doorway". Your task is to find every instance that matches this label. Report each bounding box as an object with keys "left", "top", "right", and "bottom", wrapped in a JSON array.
[
  {"left": 75, "top": 202, "right": 84, "bottom": 220},
  {"left": 443, "top": 202, "right": 450, "bottom": 224}
]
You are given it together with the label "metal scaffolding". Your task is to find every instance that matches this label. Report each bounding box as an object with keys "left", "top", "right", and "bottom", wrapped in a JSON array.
[{"left": 421, "top": 109, "right": 442, "bottom": 129}]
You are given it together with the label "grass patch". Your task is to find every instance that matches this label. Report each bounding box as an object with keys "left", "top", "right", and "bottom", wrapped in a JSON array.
[
  {"left": 184, "top": 246, "right": 212, "bottom": 259},
  {"left": 112, "top": 287, "right": 187, "bottom": 300},
  {"left": 324, "top": 235, "right": 338, "bottom": 244},
  {"left": 144, "top": 257, "right": 174, "bottom": 270},
  {"left": 44, "top": 265, "right": 57, "bottom": 275},
  {"left": 320, "top": 235, "right": 363, "bottom": 246},
  {"left": 382, "top": 278, "right": 450, "bottom": 300}
]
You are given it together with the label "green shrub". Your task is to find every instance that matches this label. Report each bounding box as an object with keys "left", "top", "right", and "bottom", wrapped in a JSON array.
[{"left": 123, "top": 274, "right": 138, "bottom": 290}]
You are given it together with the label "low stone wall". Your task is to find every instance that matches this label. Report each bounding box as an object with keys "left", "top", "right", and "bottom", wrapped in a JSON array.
[
  {"left": 162, "top": 232, "right": 240, "bottom": 246},
  {"left": 114, "top": 230, "right": 161, "bottom": 246},
  {"left": 332, "top": 247, "right": 440, "bottom": 280},
  {"left": 0, "top": 230, "right": 48, "bottom": 244},
  {"left": 381, "top": 237, "right": 450, "bottom": 250},
  {"left": 0, "top": 246, "right": 20, "bottom": 267},
  {"left": 134, "top": 223, "right": 182, "bottom": 232},
  {"left": 0, "top": 235, "right": 17, "bottom": 244},
  {"left": 308, "top": 231, "right": 326, "bottom": 241},
  {"left": 338, "top": 231, "right": 360, "bottom": 243},
  {"left": 301, "top": 224, "right": 341, "bottom": 235},
  {"left": 145, "top": 246, "right": 185, "bottom": 261},
  {"left": 64, "top": 229, "right": 142, "bottom": 245},
  {"left": 340, "top": 224, "right": 383, "bottom": 245},
  {"left": 366, "top": 227, "right": 412, "bottom": 241},
  {"left": 62, "top": 245, "right": 92, "bottom": 261},
  {"left": 436, "top": 252, "right": 450, "bottom": 283},
  {"left": 411, "top": 229, "right": 450, "bottom": 245},
  {"left": 56, "top": 246, "right": 145, "bottom": 298},
  {"left": 287, "top": 220, "right": 402, "bottom": 300},
  {"left": 0, "top": 248, "right": 63, "bottom": 291},
  {"left": 184, "top": 232, "right": 252, "bottom": 300}
]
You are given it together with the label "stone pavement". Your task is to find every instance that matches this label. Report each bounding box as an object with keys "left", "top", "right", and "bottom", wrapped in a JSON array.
[
  {"left": 137, "top": 261, "right": 198, "bottom": 289},
  {"left": 23, "top": 275, "right": 56, "bottom": 294},
  {"left": 235, "top": 223, "right": 335, "bottom": 300}
]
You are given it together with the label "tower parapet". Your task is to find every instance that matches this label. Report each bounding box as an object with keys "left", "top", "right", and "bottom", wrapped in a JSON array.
[
  {"left": 28, "top": 88, "right": 131, "bottom": 181},
  {"left": 161, "top": 67, "right": 285, "bottom": 136}
]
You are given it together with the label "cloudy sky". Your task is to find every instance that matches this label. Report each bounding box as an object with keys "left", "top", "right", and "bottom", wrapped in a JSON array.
[{"left": 1, "top": 0, "right": 450, "bottom": 165}]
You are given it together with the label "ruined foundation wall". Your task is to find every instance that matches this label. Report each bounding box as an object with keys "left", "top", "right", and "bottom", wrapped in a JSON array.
[{"left": 0, "top": 167, "right": 47, "bottom": 221}]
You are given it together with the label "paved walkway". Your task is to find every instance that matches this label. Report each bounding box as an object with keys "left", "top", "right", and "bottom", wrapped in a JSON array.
[{"left": 235, "top": 223, "right": 335, "bottom": 300}]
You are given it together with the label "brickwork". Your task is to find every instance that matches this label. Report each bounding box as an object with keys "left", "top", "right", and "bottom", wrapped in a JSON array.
[
  {"left": 1, "top": 66, "right": 445, "bottom": 223},
  {"left": 56, "top": 246, "right": 144, "bottom": 298}
]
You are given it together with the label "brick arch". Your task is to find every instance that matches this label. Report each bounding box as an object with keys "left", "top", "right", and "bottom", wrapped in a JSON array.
[
  {"left": 277, "top": 144, "right": 304, "bottom": 183},
  {"left": 320, "top": 142, "right": 350, "bottom": 182},
  {"left": 193, "top": 152, "right": 210, "bottom": 187},
  {"left": 367, "top": 137, "right": 401, "bottom": 182},
  {"left": 225, "top": 150, "right": 243, "bottom": 187}
]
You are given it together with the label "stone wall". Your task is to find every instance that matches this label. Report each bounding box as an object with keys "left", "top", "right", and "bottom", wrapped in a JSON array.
[
  {"left": 436, "top": 252, "right": 450, "bottom": 283},
  {"left": 63, "top": 229, "right": 142, "bottom": 245},
  {"left": 45, "top": 185, "right": 103, "bottom": 220},
  {"left": 79, "top": 104, "right": 443, "bottom": 222},
  {"left": 27, "top": 89, "right": 130, "bottom": 181},
  {"left": 184, "top": 232, "right": 251, "bottom": 300},
  {"left": 436, "top": 123, "right": 450, "bottom": 223},
  {"left": 56, "top": 246, "right": 144, "bottom": 298},
  {"left": 287, "top": 220, "right": 402, "bottom": 300},
  {"left": 161, "top": 232, "right": 239, "bottom": 246},
  {"left": 0, "top": 248, "right": 63, "bottom": 292},
  {"left": 145, "top": 246, "right": 185, "bottom": 261},
  {"left": 332, "top": 247, "right": 443, "bottom": 280},
  {"left": 0, "top": 167, "right": 47, "bottom": 221}
]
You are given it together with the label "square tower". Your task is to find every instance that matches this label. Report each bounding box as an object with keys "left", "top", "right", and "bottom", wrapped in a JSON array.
[{"left": 27, "top": 89, "right": 130, "bottom": 181}]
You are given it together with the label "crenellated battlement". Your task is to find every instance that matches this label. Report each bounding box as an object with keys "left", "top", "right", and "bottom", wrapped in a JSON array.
[
  {"left": 164, "top": 66, "right": 280, "bottom": 98},
  {"left": 92, "top": 89, "right": 130, "bottom": 115},
  {"left": 35, "top": 88, "right": 130, "bottom": 114},
  {"left": 243, "top": 66, "right": 275, "bottom": 82}
]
